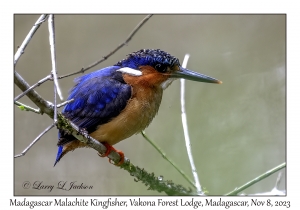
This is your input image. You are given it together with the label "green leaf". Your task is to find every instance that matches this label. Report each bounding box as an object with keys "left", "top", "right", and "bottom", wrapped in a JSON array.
[{"left": 18, "top": 105, "right": 26, "bottom": 111}]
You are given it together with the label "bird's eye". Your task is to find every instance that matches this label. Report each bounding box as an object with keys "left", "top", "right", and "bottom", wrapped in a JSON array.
[{"left": 155, "top": 64, "right": 167, "bottom": 73}]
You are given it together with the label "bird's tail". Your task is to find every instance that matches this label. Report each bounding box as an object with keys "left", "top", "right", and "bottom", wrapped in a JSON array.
[
  {"left": 54, "top": 145, "right": 64, "bottom": 166},
  {"left": 54, "top": 138, "right": 87, "bottom": 166}
]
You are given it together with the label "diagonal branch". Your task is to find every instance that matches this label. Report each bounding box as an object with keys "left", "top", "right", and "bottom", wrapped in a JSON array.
[
  {"left": 226, "top": 162, "right": 286, "bottom": 196},
  {"left": 244, "top": 172, "right": 286, "bottom": 195},
  {"left": 14, "top": 75, "right": 52, "bottom": 102},
  {"left": 14, "top": 123, "right": 55, "bottom": 158},
  {"left": 120, "top": 160, "right": 194, "bottom": 195},
  {"left": 58, "top": 14, "right": 153, "bottom": 79},
  {"left": 14, "top": 14, "right": 48, "bottom": 65},
  {"left": 14, "top": 71, "right": 53, "bottom": 117},
  {"left": 57, "top": 99, "right": 74, "bottom": 108},
  {"left": 141, "top": 131, "right": 196, "bottom": 189}
]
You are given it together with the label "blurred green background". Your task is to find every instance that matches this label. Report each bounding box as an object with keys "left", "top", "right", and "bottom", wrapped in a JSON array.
[{"left": 14, "top": 15, "right": 285, "bottom": 195}]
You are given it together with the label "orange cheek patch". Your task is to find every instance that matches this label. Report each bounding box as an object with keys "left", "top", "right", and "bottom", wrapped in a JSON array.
[{"left": 123, "top": 65, "right": 170, "bottom": 88}]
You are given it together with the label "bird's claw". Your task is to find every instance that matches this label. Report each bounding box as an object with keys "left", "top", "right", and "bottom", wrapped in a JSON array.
[{"left": 98, "top": 143, "right": 124, "bottom": 166}]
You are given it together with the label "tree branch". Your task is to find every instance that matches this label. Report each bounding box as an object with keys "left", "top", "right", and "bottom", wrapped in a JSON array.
[
  {"left": 14, "top": 123, "right": 55, "bottom": 158},
  {"left": 14, "top": 74, "right": 52, "bottom": 102},
  {"left": 14, "top": 71, "right": 53, "bottom": 117},
  {"left": 180, "top": 54, "right": 203, "bottom": 195},
  {"left": 141, "top": 131, "right": 196, "bottom": 189},
  {"left": 15, "top": 101, "right": 41, "bottom": 114},
  {"left": 57, "top": 99, "right": 74, "bottom": 108},
  {"left": 226, "top": 162, "right": 286, "bottom": 196},
  {"left": 14, "top": 14, "right": 48, "bottom": 65},
  {"left": 58, "top": 14, "right": 153, "bottom": 79},
  {"left": 120, "top": 160, "right": 193, "bottom": 195}
]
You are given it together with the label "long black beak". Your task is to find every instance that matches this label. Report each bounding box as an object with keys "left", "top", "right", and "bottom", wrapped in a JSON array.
[{"left": 170, "top": 67, "right": 222, "bottom": 84}]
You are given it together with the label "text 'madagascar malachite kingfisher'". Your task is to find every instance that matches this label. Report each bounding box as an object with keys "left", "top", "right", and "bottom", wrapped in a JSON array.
[{"left": 55, "top": 49, "right": 222, "bottom": 166}]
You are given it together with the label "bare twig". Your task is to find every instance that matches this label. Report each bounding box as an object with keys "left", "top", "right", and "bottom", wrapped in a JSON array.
[
  {"left": 48, "top": 14, "right": 61, "bottom": 125},
  {"left": 14, "top": 71, "right": 53, "bottom": 117},
  {"left": 246, "top": 172, "right": 286, "bottom": 195},
  {"left": 180, "top": 54, "right": 203, "bottom": 195},
  {"left": 15, "top": 101, "right": 41, "bottom": 114},
  {"left": 14, "top": 74, "right": 52, "bottom": 102},
  {"left": 14, "top": 14, "right": 48, "bottom": 65},
  {"left": 15, "top": 90, "right": 72, "bottom": 113},
  {"left": 226, "top": 162, "right": 286, "bottom": 196},
  {"left": 14, "top": 123, "right": 55, "bottom": 158},
  {"left": 57, "top": 99, "right": 74, "bottom": 108},
  {"left": 58, "top": 14, "right": 153, "bottom": 79},
  {"left": 141, "top": 131, "right": 196, "bottom": 189},
  {"left": 48, "top": 14, "right": 63, "bottom": 102},
  {"left": 53, "top": 83, "right": 57, "bottom": 123}
]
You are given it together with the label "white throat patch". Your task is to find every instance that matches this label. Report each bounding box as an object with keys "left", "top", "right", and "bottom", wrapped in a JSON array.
[
  {"left": 117, "top": 67, "right": 142, "bottom": 76},
  {"left": 160, "top": 78, "right": 176, "bottom": 90}
]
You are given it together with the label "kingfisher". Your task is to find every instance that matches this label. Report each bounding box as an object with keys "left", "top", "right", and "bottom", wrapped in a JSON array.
[{"left": 54, "top": 49, "right": 221, "bottom": 166}]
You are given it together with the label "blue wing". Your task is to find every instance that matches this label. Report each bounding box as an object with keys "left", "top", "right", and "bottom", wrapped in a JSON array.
[
  {"left": 55, "top": 66, "right": 131, "bottom": 163},
  {"left": 62, "top": 66, "right": 131, "bottom": 133}
]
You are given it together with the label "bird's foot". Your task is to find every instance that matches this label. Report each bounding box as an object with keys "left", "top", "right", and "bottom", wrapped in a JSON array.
[{"left": 98, "top": 142, "right": 124, "bottom": 166}]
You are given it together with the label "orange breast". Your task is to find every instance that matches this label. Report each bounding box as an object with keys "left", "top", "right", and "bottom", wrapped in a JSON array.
[{"left": 90, "top": 81, "right": 163, "bottom": 145}]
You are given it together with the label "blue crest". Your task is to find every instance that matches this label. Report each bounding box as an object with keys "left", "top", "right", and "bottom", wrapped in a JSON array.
[{"left": 115, "top": 49, "right": 180, "bottom": 70}]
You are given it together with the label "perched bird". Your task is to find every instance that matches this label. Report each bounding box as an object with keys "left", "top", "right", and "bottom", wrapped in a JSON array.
[{"left": 55, "top": 49, "right": 221, "bottom": 166}]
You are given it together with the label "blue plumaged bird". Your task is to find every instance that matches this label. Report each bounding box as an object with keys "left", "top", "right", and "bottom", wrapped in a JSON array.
[{"left": 55, "top": 49, "right": 222, "bottom": 166}]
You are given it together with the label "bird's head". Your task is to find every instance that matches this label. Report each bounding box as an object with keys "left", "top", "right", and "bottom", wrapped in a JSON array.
[{"left": 115, "top": 49, "right": 222, "bottom": 89}]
